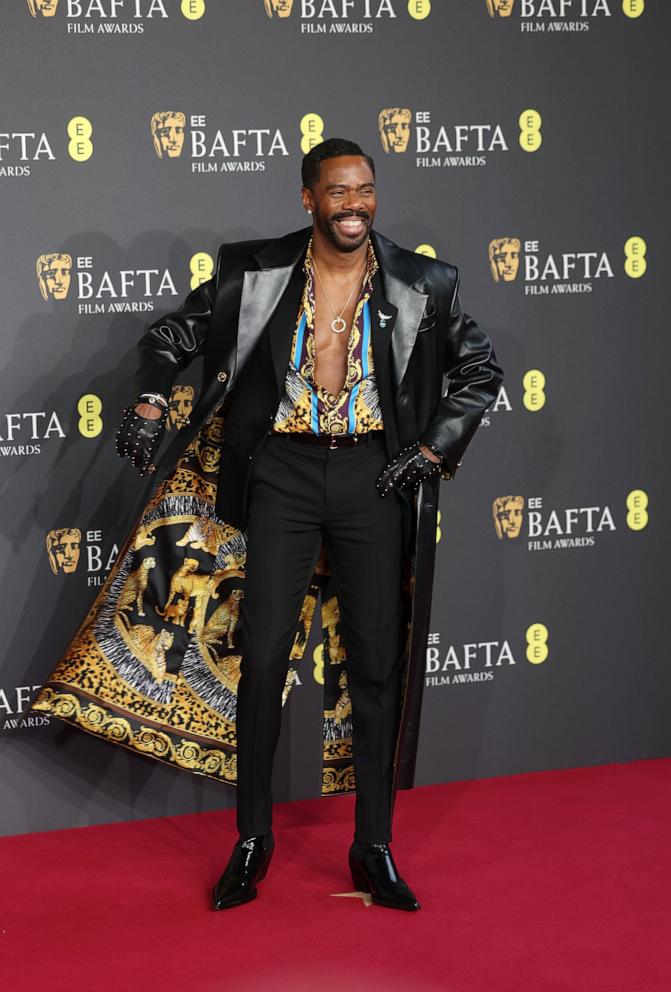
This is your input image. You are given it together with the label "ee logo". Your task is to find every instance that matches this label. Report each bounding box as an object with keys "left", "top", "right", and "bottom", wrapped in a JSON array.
[
  {"left": 190, "top": 251, "right": 214, "bottom": 290},
  {"left": 300, "top": 113, "right": 324, "bottom": 154},
  {"left": 523, "top": 369, "right": 546, "bottom": 412},
  {"left": 519, "top": 109, "right": 542, "bottom": 153},
  {"left": 181, "top": 0, "right": 205, "bottom": 18},
  {"left": 78, "top": 394, "right": 102, "bottom": 438},
  {"left": 415, "top": 244, "right": 437, "bottom": 258},
  {"left": 622, "top": 0, "right": 644, "bottom": 16},
  {"left": 626, "top": 489, "right": 648, "bottom": 530},
  {"left": 436, "top": 509, "right": 442, "bottom": 544},
  {"left": 313, "top": 644, "right": 324, "bottom": 685},
  {"left": 526, "top": 623, "right": 549, "bottom": 665},
  {"left": 624, "top": 237, "right": 646, "bottom": 279},
  {"left": 407, "top": 0, "right": 431, "bottom": 18},
  {"left": 67, "top": 117, "right": 93, "bottom": 162}
]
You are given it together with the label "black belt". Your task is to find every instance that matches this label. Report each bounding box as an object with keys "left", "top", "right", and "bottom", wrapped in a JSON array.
[{"left": 272, "top": 430, "right": 385, "bottom": 450}]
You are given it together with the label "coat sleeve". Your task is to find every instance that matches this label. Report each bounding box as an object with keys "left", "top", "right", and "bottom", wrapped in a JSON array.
[
  {"left": 133, "top": 245, "right": 224, "bottom": 397},
  {"left": 420, "top": 270, "right": 504, "bottom": 479}
]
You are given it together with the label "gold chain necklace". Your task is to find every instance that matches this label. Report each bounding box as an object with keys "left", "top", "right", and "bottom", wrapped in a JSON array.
[{"left": 312, "top": 252, "right": 369, "bottom": 334}]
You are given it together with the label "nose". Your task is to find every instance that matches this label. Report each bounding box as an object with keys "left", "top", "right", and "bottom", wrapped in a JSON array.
[{"left": 342, "top": 189, "right": 365, "bottom": 213}]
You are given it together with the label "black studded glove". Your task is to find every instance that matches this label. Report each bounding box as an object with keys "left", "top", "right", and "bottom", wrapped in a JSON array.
[
  {"left": 114, "top": 399, "right": 167, "bottom": 477},
  {"left": 376, "top": 442, "right": 441, "bottom": 498}
]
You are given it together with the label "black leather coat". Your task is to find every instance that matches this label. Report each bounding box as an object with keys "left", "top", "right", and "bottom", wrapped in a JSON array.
[{"left": 135, "top": 225, "right": 503, "bottom": 788}]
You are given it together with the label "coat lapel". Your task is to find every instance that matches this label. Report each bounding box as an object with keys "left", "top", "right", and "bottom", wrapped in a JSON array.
[
  {"left": 234, "top": 227, "right": 311, "bottom": 390},
  {"left": 371, "top": 230, "right": 428, "bottom": 389}
]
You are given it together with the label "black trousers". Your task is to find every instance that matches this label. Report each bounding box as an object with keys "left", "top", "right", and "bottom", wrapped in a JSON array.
[{"left": 235, "top": 432, "right": 404, "bottom": 844}]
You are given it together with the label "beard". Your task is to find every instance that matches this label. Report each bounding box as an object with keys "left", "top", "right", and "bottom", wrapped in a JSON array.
[{"left": 315, "top": 208, "right": 373, "bottom": 253}]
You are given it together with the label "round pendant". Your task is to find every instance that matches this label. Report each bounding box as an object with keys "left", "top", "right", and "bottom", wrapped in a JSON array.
[{"left": 331, "top": 317, "right": 347, "bottom": 334}]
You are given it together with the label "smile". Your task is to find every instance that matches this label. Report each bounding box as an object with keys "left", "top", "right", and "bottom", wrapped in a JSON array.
[{"left": 334, "top": 217, "right": 367, "bottom": 236}]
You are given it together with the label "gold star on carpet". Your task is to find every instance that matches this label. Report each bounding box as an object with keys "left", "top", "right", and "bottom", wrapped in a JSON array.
[{"left": 329, "top": 890, "right": 373, "bottom": 906}]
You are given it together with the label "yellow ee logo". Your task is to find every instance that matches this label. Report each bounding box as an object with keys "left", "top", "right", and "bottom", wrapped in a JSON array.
[
  {"left": 77, "top": 394, "right": 102, "bottom": 438},
  {"left": 624, "top": 236, "right": 646, "bottom": 279},
  {"left": 522, "top": 369, "right": 546, "bottom": 412},
  {"left": 519, "top": 109, "right": 542, "bottom": 153},
  {"left": 436, "top": 509, "right": 442, "bottom": 544},
  {"left": 181, "top": 0, "right": 205, "bottom": 18},
  {"left": 189, "top": 251, "right": 214, "bottom": 290},
  {"left": 67, "top": 117, "right": 93, "bottom": 162},
  {"left": 415, "top": 244, "right": 437, "bottom": 258},
  {"left": 626, "top": 489, "right": 648, "bottom": 530},
  {"left": 622, "top": 0, "right": 644, "bottom": 17},
  {"left": 408, "top": 0, "right": 431, "bottom": 18},
  {"left": 526, "top": 623, "right": 549, "bottom": 665},
  {"left": 300, "top": 113, "right": 324, "bottom": 154},
  {"left": 313, "top": 644, "right": 324, "bottom": 685}
]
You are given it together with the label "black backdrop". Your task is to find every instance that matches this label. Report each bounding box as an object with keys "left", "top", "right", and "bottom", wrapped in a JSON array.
[{"left": 1, "top": 0, "right": 667, "bottom": 836}]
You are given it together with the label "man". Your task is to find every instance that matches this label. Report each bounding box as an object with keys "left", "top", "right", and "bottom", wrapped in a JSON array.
[{"left": 112, "top": 137, "right": 503, "bottom": 912}]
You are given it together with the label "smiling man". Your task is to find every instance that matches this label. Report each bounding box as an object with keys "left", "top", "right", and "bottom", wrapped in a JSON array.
[{"left": 42, "top": 137, "right": 501, "bottom": 914}]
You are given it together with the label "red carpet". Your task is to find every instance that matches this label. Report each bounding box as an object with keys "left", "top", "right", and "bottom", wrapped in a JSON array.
[{"left": 2, "top": 759, "right": 670, "bottom": 991}]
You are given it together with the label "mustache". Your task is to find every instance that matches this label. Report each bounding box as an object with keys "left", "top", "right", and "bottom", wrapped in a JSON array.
[{"left": 331, "top": 210, "right": 370, "bottom": 222}]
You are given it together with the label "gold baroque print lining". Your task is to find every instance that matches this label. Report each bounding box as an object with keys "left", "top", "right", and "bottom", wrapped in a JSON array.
[{"left": 31, "top": 407, "right": 363, "bottom": 797}]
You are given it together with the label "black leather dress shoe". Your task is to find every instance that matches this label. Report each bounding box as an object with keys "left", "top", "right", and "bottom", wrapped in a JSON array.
[
  {"left": 212, "top": 832, "right": 274, "bottom": 910},
  {"left": 349, "top": 842, "right": 421, "bottom": 911}
]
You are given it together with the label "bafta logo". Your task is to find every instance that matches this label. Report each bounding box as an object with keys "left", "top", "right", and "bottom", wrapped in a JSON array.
[
  {"left": 492, "top": 496, "right": 524, "bottom": 540},
  {"left": 150, "top": 112, "right": 186, "bottom": 159},
  {"left": 167, "top": 384, "right": 195, "bottom": 431},
  {"left": 46, "top": 528, "right": 82, "bottom": 574},
  {"left": 488, "top": 237, "right": 521, "bottom": 283},
  {"left": 486, "top": 0, "right": 515, "bottom": 16},
  {"left": 26, "top": 0, "right": 59, "bottom": 16},
  {"left": 36, "top": 252, "right": 72, "bottom": 301},
  {"left": 264, "top": 0, "right": 294, "bottom": 15},
  {"left": 378, "top": 108, "right": 412, "bottom": 154}
]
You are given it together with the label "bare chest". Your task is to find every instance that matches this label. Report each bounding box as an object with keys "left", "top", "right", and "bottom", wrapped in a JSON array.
[{"left": 311, "top": 280, "right": 362, "bottom": 394}]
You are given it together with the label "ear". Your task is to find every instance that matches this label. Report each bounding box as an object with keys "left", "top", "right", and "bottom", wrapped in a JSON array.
[{"left": 301, "top": 186, "right": 314, "bottom": 214}]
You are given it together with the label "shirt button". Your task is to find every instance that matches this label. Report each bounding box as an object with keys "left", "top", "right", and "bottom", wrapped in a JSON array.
[{"left": 217, "top": 371, "right": 228, "bottom": 383}]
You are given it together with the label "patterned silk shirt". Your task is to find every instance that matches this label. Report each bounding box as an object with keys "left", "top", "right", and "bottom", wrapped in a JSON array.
[{"left": 273, "top": 238, "right": 384, "bottom": 436}]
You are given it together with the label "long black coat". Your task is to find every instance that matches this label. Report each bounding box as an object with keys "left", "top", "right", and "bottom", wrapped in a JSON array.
[{"left": 134, "top": 225, "right": 504, "bottom": 788}]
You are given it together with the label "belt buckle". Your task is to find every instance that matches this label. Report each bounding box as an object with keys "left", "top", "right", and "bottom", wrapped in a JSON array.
[{"left": 329, "top": 435, "right": 337, "bottom": 450}]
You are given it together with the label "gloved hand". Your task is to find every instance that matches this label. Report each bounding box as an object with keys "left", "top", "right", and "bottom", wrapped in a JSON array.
[
  {"left": 115, "top": 399, "right": 167, "bottom": 477},
  {"left": 376, "top": 442, "right": 441, "bottom": 498}
]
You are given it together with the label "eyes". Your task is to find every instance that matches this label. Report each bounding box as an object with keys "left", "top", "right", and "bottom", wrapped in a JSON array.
[{"left": 329, "top": 187, "right": 376, "bottom": 199}]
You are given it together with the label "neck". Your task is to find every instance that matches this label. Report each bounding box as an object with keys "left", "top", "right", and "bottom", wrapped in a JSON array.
[{"left": 311, "top": 226, "right": 370, "bottom": 272}]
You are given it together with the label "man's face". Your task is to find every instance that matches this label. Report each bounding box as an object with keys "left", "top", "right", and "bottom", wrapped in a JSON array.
[
  {"left": 303, "top": 156, "right": 377, "bottom": 254},
  {"left": 153, "top": 114, "right": 185, "bottom": 158},
  {"left": 39, "top": 255, "right": 72, "bottom": 300},
  {"left": 47, "top": 529, "right": 81, "bottom": 574},
  {"left": 264, "top": 0, "right": 293, "bottom": 15},
  {"left": 379, "top": 110, "right": 412, "bottom": 154},
  {"left": 490, "top": 240, "right": 520, "bottom": 282},
  {"left": 494, "top": 499, "right": 524, "bottom": 539},
  {"left": 29, "top": 0, "right": 59, "bottom": 16},
  {"left": 487, "top": 0, "right": 515, "bottom": 15},
  {"left": 168, "top": 385, "right": 194, "bottom": 430}
]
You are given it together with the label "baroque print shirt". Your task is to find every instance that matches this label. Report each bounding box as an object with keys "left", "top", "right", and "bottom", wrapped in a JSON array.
[{"left": 273, "top": 238, "right": 384, "bottom": 436}]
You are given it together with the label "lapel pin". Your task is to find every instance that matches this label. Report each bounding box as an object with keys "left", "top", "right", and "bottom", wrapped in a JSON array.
[{"left": 378, "top": 310, "right": 392, "bottom": 328}]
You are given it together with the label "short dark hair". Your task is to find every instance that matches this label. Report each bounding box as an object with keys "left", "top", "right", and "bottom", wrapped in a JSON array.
[{"left": 301, "top": 137, "right": 376, "bottom": 189}]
